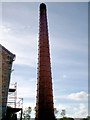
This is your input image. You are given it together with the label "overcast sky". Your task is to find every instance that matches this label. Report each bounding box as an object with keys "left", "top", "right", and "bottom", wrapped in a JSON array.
[{"left": 0, "top": 2, "right": 88, "bottom": 118}]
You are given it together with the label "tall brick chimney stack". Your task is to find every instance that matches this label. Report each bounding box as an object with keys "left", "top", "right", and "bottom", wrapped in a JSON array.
[{"left": 36, "top": 3, "right": 56, "bottom": 120}]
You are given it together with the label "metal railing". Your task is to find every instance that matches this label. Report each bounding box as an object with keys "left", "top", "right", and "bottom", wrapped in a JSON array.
[{"left": 7, "top": 82, "right": 23, "bottom": 109}]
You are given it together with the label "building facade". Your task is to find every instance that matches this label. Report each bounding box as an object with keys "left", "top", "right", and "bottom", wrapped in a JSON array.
[{"left": 0, "top": 44, "right": 15, "bottom": 120}]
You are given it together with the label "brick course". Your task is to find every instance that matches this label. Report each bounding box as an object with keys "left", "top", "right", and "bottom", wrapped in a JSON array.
[{"left": 0, "top": 44, "right": 15, "bottom": 120}]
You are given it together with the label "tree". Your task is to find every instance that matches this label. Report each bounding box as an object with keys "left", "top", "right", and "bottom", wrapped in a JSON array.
[
  {"left": 81, "top": 116, "right": 90, "bottom": 120},
  {"left": 34, "top": 106, "right": 36, "bottom": 112},
  {"left": 60, "top": 117, "right": 74, "bottom": 120},
  {"left": 34, "top": 106, "right": 36, "bottom": 116},
  {"left": 87, "top": 116, "right": 90, "bottom": 120},
  {"left": 61, "top": 109, "right": 66, "bottom": 118},
  {"left": 54, "top": 108, "right": 59, "bottom": 117},
  {"left": 23, "top": 107, "right": 32, "bottom": 120}
]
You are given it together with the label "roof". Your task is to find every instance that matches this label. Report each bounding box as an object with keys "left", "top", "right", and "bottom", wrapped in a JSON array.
[
  {"left": 0, "top": 44, "right": 16, "bottom": 60},
  {"left": 7, "top": 106, "right": 22, "bottom": 113},
  {"left": 9, "top": 88, "right": 16, "bottom": 92}
]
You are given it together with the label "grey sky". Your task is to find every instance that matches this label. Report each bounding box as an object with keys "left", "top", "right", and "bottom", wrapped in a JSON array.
[{"left": 0, "top": 2, "right": 88, "bottom": 118}]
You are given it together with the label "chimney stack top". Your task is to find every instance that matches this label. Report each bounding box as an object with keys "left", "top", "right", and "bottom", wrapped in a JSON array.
[{"left": 40, "top": 3, "right": 46, "bottom": 10}]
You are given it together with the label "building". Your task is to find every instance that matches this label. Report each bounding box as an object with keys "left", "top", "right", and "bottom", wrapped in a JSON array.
[
  {"left": 0, "top": 44, "right": 15, "bottom": 120},
  {"left": 36, "top": 3, "right": 56, "bottom": 120}
]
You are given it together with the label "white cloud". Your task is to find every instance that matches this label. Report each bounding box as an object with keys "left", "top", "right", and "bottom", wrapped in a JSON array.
[
  {"left": 55, "top": 91, "right": 88, "bottom": 101},
  {"left": 54, "top": 103, "right": 88, "bottom": 118},
  {"left": 68, "top": 91, "right": 88, "bottom": 101},
  {"left": 0, "top": 25, "right": 11, "bottom": 33},
  {"left": 55, "top": 104, "right": 70, "bottom": 111},
  {"left": 0, "top": 24, "right": 38, "bottom": 67},
  {"left": 54, "top": 103, "right": 70, "bottom": 118},
  {"left": 72, "top": 103, "right": 88, "bottom": 118},
  {"left": 23, "top": 102, "right": 35, "bottom": 110},
  {"left": 10, "top": 75, "right": 37, "bottom": 99}
]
